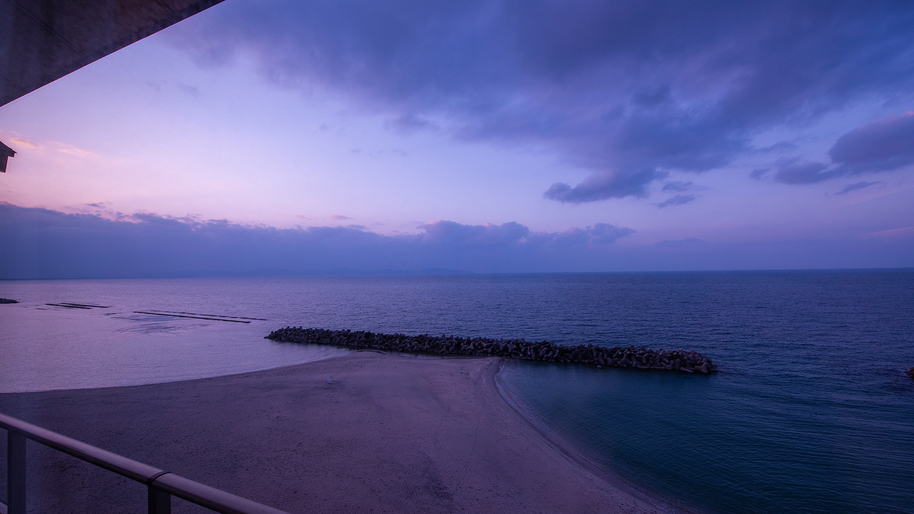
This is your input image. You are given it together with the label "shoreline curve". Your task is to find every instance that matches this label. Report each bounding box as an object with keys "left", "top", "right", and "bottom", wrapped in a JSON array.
[
  {"left": 0, "top": 352, "right": 679, "bottom": 513},
  {"left": 491, "top": 360, "right": 700, "bottom": 514}
]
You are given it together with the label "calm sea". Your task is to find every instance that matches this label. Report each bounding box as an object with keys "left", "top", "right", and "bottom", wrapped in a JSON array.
[{"left": 1, "top": 271, "right": 912, "bottom": 513}]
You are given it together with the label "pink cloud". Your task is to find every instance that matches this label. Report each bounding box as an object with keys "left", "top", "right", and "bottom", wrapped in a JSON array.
[{"left": 10, "top": 138, "right": 39, "bottom": 148}]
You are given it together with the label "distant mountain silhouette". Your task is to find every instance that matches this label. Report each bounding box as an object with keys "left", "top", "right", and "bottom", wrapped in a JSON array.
[{"left": 161, "top": 268, "right": 474, "bottom": 278}]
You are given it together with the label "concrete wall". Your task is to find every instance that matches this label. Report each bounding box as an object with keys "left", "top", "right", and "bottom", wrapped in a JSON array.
[{"left": 0, "top": 0, "right": 225, "bottom": 107}]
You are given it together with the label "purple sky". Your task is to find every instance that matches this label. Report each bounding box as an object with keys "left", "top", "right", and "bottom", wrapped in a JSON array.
[{"left": 1, "top": 0, "right": 913, "bottom": 276}]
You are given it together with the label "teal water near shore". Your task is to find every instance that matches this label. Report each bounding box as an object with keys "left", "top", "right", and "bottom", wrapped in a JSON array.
[{"left": 1, "top": 271, "right": 913, "bottom": 513}]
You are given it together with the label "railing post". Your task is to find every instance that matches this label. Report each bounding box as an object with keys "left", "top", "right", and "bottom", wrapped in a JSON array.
[
  {"left": 7, "top": 431, "right": 26, "bottom": 514},
  {"left": 1, "top": 412, "right": 288, "bottom": 513},
  {"left": 148, "top": 486, "right": 171, "bottom": 514}
]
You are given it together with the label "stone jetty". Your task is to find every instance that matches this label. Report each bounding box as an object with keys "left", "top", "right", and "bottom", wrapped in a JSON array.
[{"left": 266, "top": 327, "right": 718, "bottom": 374}]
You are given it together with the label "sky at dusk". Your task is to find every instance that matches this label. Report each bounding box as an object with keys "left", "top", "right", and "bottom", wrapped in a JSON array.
[{"left": 1, "top": 0, "right": 913, "bottom": 276}]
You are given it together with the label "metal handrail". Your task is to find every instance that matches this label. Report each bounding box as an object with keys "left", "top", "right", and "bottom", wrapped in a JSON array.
[{"left": 1, "top": 412, "right": 288, "bottom": 514}]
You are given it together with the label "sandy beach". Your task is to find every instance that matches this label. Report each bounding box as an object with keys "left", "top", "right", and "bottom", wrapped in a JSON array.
[{"left": 0, "top": 352, "right": 663, "bottom": 513}]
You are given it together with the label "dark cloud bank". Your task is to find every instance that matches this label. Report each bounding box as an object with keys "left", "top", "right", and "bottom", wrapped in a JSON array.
[
  {"left": 775, "top": 112, "right": 914, "bottom": 184},
  {"left": 2, "top": 204, "right": 910, "bottom": 279},
  {"left": 170, "top": 1, "right": 914, "bottom": 202},
  {"left": 0, "top": 204, "right": 634, "bottom": 279}
]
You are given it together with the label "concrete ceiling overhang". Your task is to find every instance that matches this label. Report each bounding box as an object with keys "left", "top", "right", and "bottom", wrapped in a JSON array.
[{"left": 0, "top": 0, "right": 225, "bottom": 107}]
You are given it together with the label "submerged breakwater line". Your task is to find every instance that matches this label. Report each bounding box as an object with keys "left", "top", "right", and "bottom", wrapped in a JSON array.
[{"left": 266, "top": 327, "right": 718, "bottom": 374}]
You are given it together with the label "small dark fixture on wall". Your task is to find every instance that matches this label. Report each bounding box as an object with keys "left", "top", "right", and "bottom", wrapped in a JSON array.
[{"left": 0, "top": 140, "right": 14, "bottom": 172}]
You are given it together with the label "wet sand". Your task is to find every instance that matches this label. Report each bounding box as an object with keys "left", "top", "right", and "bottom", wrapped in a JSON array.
[{"left": 0, "top": 352, "right": 663, "bottom": 513}]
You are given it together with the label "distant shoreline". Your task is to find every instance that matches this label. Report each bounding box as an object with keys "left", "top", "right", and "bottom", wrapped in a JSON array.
[{"left": 2, "top": 267, "right": 913, "bottom": 281}]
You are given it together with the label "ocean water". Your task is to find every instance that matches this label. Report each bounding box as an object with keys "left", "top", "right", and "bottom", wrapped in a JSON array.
[{"left": 1, "top": 271, "right": 912, "bottom": 513}]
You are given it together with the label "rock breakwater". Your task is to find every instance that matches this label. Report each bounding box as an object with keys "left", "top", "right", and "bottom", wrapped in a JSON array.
[{"left": 266, "top": 327, "right": 718, "bottom": 374}]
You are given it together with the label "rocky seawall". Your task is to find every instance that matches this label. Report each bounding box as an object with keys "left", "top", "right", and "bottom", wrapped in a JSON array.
[{"left": 266, "top": 327, "right": 718, "bottom": 374}]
